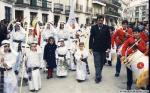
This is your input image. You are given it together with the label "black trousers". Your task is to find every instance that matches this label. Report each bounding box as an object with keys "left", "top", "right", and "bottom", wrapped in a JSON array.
[
  {"left": 115, "top": 55, "right": 121, "bottom": 74},
  {"left": 126, "top": 67, "right": 133, "bottom": 87}
]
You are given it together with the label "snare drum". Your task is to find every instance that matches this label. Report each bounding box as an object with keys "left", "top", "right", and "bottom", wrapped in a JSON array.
[{"left": 126, "top": 50, "right": 149, "bottom": 88}]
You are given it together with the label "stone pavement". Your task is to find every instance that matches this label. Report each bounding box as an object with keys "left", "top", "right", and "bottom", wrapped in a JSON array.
[{"left": 20, "top": 53, "right": 139, "bottom": 93}]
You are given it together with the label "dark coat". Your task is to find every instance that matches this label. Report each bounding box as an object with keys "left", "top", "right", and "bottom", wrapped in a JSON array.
[
  {"left": 43, "top": 43, "right": 57, "bottom": 69},
  {"left": 89, "top": 24, "right": 111, "bottom": 52},
  {"left": 0, "top": 25, "right": 7, "bottom": 44}
]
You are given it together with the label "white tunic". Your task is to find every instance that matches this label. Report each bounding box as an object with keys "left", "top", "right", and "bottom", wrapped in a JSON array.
[
  {"left": 26, "top": 50, "right": 42, "bottom": 91},
  {"left": 56, "top": 46, "right": 69, "bottom": 76},
  {"left": 26, "top": 51, "right": 41, "bottom": 68},
  {"left": 10, "top": 30, "right": 26, "bottom": 52},
  {"left": 75, "top": 48, "right": 88, "bottom": 80},
  {"left": 0, "top": 52, "right": 18, "bottom": 93}
]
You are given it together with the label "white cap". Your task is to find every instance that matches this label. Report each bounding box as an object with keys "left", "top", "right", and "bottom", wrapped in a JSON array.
[
  {"left": 16, "top": 22, "right": 21, "bottom": 25},
  {"left": 1, "top": 40, "right": 10, "bottom": 45},
  {"left": 30, "top": 39, "right": 38, "bottom": 44},
  {"left": 59, "top": 39, "right": 64, "bottom": 42}
]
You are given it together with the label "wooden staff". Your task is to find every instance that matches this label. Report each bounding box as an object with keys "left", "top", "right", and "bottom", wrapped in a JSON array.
[{"left": 19, "top": 21, "right": 29, "bottom": 93}]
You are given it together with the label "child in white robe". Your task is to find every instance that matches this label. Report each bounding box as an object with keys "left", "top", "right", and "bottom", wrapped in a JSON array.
[
  {"left": 26, "top": 42, "right": 42, "bottom": 92},
  {"left": 75, "top": 42, "right": 90, "bottom": 82}
]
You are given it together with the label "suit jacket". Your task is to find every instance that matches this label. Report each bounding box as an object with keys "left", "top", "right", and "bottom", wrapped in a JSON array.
[{"left": 89, "top": 24, "right": 111, "bottom": 52}]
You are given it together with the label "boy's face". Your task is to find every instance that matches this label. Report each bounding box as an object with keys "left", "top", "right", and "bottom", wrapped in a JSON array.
[
  {"left": 15, "top": 25, "right": 20, "bottom": 31},
  {"left": 4, "top": 44, "right": 10, "bottom": 53},
  {"left": 122, "top": 23, "right": 128, "bottom": 29},
  {"left": 30, "top": 44, "right": 37, "bottom": 51},
  {"left": 133, "top": 32, "right": 140, "bottom": 39},
  {"left": 79, "top": 44, "right": 84, "bottom": 50},
  {"left": 60, "top": 41, "right": 64, "bottom": 46}
]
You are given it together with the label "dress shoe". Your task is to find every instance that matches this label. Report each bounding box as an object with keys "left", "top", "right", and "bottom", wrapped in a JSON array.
[
  {"left": 127, "top": 86, "right": 131, "bottom": 90},
  {"left": 115, "top": 73, "right": 119, "bottom": 77}
]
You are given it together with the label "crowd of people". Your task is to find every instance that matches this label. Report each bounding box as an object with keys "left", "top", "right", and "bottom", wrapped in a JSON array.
[{"left": 0, "top": 15, "right": 149, "bottom": 93}]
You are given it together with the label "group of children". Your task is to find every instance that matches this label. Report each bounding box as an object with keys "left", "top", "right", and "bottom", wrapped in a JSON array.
[{"left": 0, "top": 21, "right": 90, "bottom": 93}]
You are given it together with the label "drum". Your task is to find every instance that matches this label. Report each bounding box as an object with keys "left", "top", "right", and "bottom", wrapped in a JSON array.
[{"left": 126, "top": 50, "right": 149, "bottom": 88}]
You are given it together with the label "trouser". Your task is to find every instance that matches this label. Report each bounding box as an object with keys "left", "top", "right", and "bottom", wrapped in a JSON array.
[
  {"left": 47, "top": 68, "right": 53, "bottom": 77},
  {"left": 126, "top": 67, "right": 133, "bottom": 87},
  {"left": 28, "top": 69, "right": 41, "bottom": 91},
  {"left": 115, "top": 55, "right": 121, "bottom": 74},
  {"left": 0, "top": 70, "right": 4, "bottom": 93},
  {"left": 93, "top": 52, "right": 106, "bottom": 79}
]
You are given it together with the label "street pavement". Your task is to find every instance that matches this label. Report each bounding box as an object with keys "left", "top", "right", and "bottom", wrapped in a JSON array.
[{"left": 21, "top": 53, "right": 138, "bottom": 93}]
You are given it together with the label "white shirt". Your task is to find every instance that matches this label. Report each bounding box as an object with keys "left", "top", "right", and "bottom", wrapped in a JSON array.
[
  {"left": 0, "top": 52, "right": 17, "bottom": 68},
  {"left": 75, "top": 48, "right": 88, "bottom": 61},
  {"left": 56, "top": 46, "right": 69, "bottom": 59},
  {"left": 26, "top": 51, "right": 41, "bottom": 68}
]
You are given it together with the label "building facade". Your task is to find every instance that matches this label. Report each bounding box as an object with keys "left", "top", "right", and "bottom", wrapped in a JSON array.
[
  {"left": 92, "top": 0, "right": 106, "bottom": 24},
  {"left": 0, "top": 0, "right": 124, "bottom": 26},
  {"left": 126, "top": 0, "right": 149, "bottom": 22},
  {"left": 52, "top": 0, "right": 93, "bottom": 26},
  {"left": 0, "top": 0, "right": 53, "bottom": 26}
]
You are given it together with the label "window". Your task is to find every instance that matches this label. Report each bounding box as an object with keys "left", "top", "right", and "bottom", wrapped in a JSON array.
[
  {"left": 135, "top": 12, "right": 139, "bottom": 18},
  {"left": 5, "top": 6, "right": 11, "bottom": 22},
  {"left": 30, "top": 12, "right": 37, "bottom": 26},
  {"left": 135, "top": 7, "right": 139, "bottom": 11},
  {"left": 142, "top": 6, "right": 146, "bottom": 10},
  {"left": 42, "top": 14, "right": 48, "bottom": 25}
]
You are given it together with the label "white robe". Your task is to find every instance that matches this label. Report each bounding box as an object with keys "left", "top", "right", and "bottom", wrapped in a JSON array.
[
  {"left": 0, "top": 52, "right": 18, "bottom": 93},
  {"left": 10, "top": 31, "right": 26, "bottom": 52},
  {"left": 75, "top": 48, "right": 88, "bottom": 80},
  {"left": 56, "top": 46, "right": 69, "bottom": 76},
  {"left": 26, "top": 51, "right": 42, "bottom": 91}
]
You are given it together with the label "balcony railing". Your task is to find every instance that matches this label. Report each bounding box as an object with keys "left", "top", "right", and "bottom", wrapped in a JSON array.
[
  {"left": 65, "top": 5, "right": 70, "bottom": 15},
  {"left": 15, "top": 0, "right": 30, "bottom": 6},
  {"left": 30, "top": 0, "right": 37, "bottom": 7},
  {"left": 112, "top": 0, "right": 121, "bottom": 7},
  {"left": 54, "top": 3, "right": 63, "bottom": 13},
  {"left": 42, "top": 1, "right": 52, "bottom": 10},
  {"left": 105, "top": 10, "right": 121, "bottom": 17},
  {"left": 75, "top": 4, "right": 83, "bottom": 12},
  {"left": 92, "top": 0, "right": 106, "bottom": 4}
]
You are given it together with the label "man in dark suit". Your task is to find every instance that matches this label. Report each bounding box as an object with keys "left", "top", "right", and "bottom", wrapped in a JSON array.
[{"left": 89, "top": 15, "right": 111, "bottom": 83}]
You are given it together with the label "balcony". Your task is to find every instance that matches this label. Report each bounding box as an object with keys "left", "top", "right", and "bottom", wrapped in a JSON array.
[
  {"left": 105, "top": 10, "right": 121, "bottom": 17},
  {"left": 54, "top": 3, "right": 63, "bottom": 13},
  {"left": 5, "top": 0, "right": 16, "bottom": 3},
  {"left": 75, "top": 4, "right": 83, "bottom": 13},
  {"left": 15, "top": 0, "right": 30, "bottom": 7},
  {"left": 42, "top": 1, "right": 52, "bottom": 11},
  {"left": 92, "top": 0, "right": 106, "bottom": 6},
  {"left": 112, "top": 0, "right": 121, "bottom": 7},
  {"left": 85, "top": 7, "right": 92, "bottom": 14},
  {"left": 65, "top": 5, "right": 70, "bottom": 15}
]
